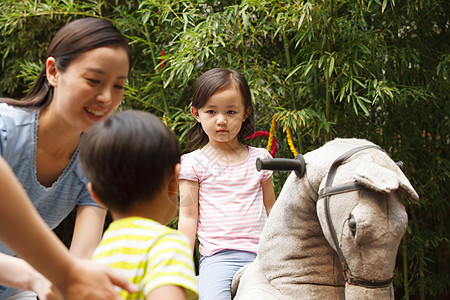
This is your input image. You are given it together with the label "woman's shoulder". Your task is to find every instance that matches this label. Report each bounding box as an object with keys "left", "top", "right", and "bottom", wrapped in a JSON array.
[
  {"left": 0, "top": 103, "right": 36, "bottom": 126},
  {"left": 0, "top": 104, "right": 37, "bottom": 158}
]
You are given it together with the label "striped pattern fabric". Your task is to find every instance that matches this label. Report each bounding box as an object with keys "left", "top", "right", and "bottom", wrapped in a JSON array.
[
  {"left": 179, "top": 146, "right": 273, "bottom": 257},
  {"left": 93, "top": 217, "right": 198, "bottom": 299}
]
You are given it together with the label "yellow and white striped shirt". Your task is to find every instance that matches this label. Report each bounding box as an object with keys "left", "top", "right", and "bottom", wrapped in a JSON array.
[{"left": 93, "top": 217, "right": 198, "bottom": 299}]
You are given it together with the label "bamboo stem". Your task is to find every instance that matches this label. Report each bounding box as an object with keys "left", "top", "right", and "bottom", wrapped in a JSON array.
[{"left": 282, "top": 30, "right": 296, "bottom": 110}]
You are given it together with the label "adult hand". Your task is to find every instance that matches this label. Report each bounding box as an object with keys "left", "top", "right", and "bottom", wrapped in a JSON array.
[
  {"left": 30, "top": 271, "right": 61, "bottom": 300},
  {"left": 2, "top": 257, "right": 61, "bottom": 300},
  {"left": 62, "top": 259, "right": 138, "bottom": 300}
]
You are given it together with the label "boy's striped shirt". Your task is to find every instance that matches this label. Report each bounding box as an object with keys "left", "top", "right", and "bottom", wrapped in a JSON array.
[{"left": 93, "top": 217, "right": 198, "bottom": 299}]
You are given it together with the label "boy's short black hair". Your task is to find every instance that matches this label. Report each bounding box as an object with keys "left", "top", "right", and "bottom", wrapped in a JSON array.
[{"left": 79, "top": 110, "right": 181, "bottom": 212}]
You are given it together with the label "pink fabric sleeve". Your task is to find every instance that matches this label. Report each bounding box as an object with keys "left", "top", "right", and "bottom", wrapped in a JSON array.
[
  {"left": 179, "top": 152, "right": 199, "bottom": 182},
  {"left": 258, "top": 148, "right": 273, "bottom": 182}
]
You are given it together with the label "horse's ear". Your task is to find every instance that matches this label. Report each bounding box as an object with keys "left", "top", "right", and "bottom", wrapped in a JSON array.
[{"left": 353, "top": 161, "right": 419, "bottom": 203}]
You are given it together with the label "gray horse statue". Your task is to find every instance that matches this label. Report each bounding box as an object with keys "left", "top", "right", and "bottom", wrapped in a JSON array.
[{"left": 231, "top": 138, "right": 419, "bottom": 299}]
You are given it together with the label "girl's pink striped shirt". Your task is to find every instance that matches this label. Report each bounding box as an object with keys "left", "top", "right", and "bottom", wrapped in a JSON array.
[{"left": 179, "top": 146, "right": 273, "bottom": 256}]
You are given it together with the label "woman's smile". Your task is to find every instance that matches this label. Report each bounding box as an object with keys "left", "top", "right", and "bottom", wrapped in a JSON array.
[{"left": 85, "top": 107, "right": 106, "bottom": 117}]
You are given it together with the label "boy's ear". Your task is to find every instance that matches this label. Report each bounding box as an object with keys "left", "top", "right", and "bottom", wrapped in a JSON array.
[
  {"left": 87, "top": 182, "right": 107, "bottom": 208},
  {"left": 45, "top": 57, "right": 59, "bottom": 88},
  {"left": 168, "top": 163, "right": 181, "bottom": 196},
  {"left": 190, "top": 106, "right": 200, "bottom": 123}
]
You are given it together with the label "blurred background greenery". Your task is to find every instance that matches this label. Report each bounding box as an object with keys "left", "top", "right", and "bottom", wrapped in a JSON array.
[{"left": 1, "top": 0, "right": 448, "bottom": 298}]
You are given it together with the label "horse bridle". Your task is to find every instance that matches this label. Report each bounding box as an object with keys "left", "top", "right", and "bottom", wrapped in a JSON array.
[
  {"left": 256, "top": 144, "right": 399, "bottom": 288},
  {"left": 318, "top": 145, "right": 394, "bottom": 288}
]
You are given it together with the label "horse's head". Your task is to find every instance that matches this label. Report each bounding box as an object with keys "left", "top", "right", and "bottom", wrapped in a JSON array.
[
  {"left": 256, "top": 139, "right": 419, "bottom": 299},
  {"left": 315, "top": 144, "right": 418, "bottom": 298}
]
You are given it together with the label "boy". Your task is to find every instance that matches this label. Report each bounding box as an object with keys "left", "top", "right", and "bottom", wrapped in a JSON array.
[{"left": 79, "top": 110, "right": 198, "bottom": 300}]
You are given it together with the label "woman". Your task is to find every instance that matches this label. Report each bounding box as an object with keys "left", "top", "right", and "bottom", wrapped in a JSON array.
[{"left": 0, "top": 17, "right": 132, "bottom": 299}]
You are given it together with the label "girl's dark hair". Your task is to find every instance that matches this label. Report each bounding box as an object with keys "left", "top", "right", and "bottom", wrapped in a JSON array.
[
  {"left": 187, "top": 68, "right": 255, "bottom": 151},
  {"left": 79, "top": 110, "right": 181, "bottom": 212},
  {"left": 1, "top": 17, "right": 132, "bottom": 109}
]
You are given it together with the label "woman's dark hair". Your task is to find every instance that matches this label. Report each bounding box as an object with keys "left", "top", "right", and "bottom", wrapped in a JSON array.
[
  {"left": 187, "top": 68, "right": 255, "bottom": 151},
  {"left": 79, "top": 110, "right": 181, "bottom": 212},
  {"left": 1, "top": 17, "right": 132, "bottom": 109}
]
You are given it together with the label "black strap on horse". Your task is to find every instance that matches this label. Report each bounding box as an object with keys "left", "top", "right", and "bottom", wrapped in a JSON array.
[{"left": 318, "top": 144, "right": 394, "bottom": 288}]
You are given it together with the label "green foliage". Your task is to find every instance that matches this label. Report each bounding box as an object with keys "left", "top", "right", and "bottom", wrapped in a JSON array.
[{"left": 1, "top": 0, "right": 448, "bottom": 298}]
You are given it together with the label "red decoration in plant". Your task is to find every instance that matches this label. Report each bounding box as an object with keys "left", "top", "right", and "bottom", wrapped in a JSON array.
[{"left": 247, "top": 130, "right": 277, "bottom": 157}]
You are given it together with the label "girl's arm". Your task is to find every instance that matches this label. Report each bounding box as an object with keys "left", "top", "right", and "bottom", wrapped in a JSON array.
[
  {"left": 69, "top": 205, "right": 106, "bottom": 259},
  {"left": 178, "top": 180, "right": 199, "bottom": 252},
  {"left": 262, "top": 176, "right": 276, "bottom": 216},
  {"left": 0, "top": 156, "right": 137, "bottom": 299}
]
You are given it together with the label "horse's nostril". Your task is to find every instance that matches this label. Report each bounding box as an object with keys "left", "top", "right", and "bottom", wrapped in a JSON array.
[{"left": 348, "top": 214, "right": 357, "bottom": 235}]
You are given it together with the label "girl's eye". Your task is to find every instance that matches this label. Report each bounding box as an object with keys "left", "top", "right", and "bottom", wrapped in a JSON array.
[
  {"left": 228, "top": 110, "right": 237, "bottom": 115},
  {"left": 206, "top": 110, "right": 215, "bottom": 114},
  {"left": 114, "top": 84, "right": 125, "bottom": 90}
]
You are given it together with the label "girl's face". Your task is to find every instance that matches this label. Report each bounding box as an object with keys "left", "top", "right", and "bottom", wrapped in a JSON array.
[
  {"left": 192, "top": 85, "right": 250, "bottom": 146},
  {"left": 46, "top": 46, "right": 129, "bottom": 133}
]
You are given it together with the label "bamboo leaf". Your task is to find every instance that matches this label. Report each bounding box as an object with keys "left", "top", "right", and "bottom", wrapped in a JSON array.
[
  {"left": 353, "top": 78, "right": 366, "bottom": 88},
  {"left": 328, "top": 56, "right": 335, "bottom": 78}
]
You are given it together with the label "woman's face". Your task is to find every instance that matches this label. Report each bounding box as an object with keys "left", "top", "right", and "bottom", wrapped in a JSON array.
[{"left": 46, "top": 46, "right": 130, "bottom": 133}]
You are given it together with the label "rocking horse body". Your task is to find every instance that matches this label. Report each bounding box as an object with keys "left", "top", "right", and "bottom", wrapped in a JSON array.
[{"left": 231, "top": 138, "right": 419, "bottom": 299}]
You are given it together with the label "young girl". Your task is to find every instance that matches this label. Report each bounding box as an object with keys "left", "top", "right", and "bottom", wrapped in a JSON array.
[
  {"left": 0, "top": 17, "right": 131, "bottom": 299},
  {"left": 178, "top": 68, "right": 276, "bottom": 299}
]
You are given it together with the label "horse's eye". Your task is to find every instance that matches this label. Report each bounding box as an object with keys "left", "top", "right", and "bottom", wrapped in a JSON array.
[{"left": 348, "top": 214, "right": 357, "bottom": 235}]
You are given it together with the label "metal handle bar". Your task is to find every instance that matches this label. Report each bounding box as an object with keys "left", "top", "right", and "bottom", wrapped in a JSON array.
[{"left": 256, "top": 154, "right": 306, "bottom": 178}]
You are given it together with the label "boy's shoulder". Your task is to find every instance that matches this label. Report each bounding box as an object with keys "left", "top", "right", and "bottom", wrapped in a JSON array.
[{"left": 107, "top": 217, "right": 188, "bottom": 242}]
